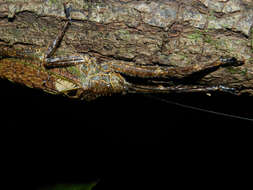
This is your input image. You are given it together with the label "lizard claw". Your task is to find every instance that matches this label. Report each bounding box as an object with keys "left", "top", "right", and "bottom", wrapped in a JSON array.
[
  {"left": 63, "top": 1, "right": 72, "bottom": 21},
  {"left": 220, "top": 56, "right": 244, "bottom": 66}
]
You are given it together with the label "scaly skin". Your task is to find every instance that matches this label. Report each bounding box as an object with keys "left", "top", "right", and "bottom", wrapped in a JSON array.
[{"left": 0, "top": 48, "right": 127, "bottom": 100}]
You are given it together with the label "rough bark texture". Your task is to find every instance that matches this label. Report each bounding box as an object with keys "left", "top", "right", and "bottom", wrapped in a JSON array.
[{"left": 1, "top": 0, "right": 253, "bottom": 100}]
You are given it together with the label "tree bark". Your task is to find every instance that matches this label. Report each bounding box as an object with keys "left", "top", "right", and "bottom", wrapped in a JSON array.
[{"left": 1, "top": 0, "right": 253, "bottom": 100}]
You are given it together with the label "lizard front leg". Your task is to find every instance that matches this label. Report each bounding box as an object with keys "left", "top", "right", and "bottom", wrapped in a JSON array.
[{"left": 43, "top": 2, "right": 72, "bottom": 64}]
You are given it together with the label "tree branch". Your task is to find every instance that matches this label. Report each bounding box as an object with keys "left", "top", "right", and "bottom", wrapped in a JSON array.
[{"left": 1, "top": 0, "right": 253, "bottom": 100}]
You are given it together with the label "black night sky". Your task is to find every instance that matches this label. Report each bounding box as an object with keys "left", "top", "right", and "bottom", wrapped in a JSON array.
[{"left": 1, "top": 79, "right": 252, "bottom": 189}]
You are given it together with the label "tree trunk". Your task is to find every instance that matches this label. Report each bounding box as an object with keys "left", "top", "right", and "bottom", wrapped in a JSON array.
[{"left": 1, "top": 0, "right": 253, "bottom": 100}]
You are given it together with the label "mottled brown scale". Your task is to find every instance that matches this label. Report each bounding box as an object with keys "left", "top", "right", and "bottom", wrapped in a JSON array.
[
  {"left": 1, "top": 47, "right": 30, "bottom": 59},
  {"left": 0, "top": 58, "right": 57, "bottom": 94}
]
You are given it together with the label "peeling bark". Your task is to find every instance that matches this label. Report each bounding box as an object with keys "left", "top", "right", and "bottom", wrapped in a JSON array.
[{"left": 1, "top": 0, "right": 253, "bottom": 100}]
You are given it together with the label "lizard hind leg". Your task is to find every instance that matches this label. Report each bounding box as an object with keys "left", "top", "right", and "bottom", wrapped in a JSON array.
[{"left": 126, "top": 83, "right": 237, "bottom": 95}]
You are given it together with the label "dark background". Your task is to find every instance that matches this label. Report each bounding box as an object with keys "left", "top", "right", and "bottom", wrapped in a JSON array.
[{"left": 1, "top": 79, "right": 252, "bottom": 189}]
